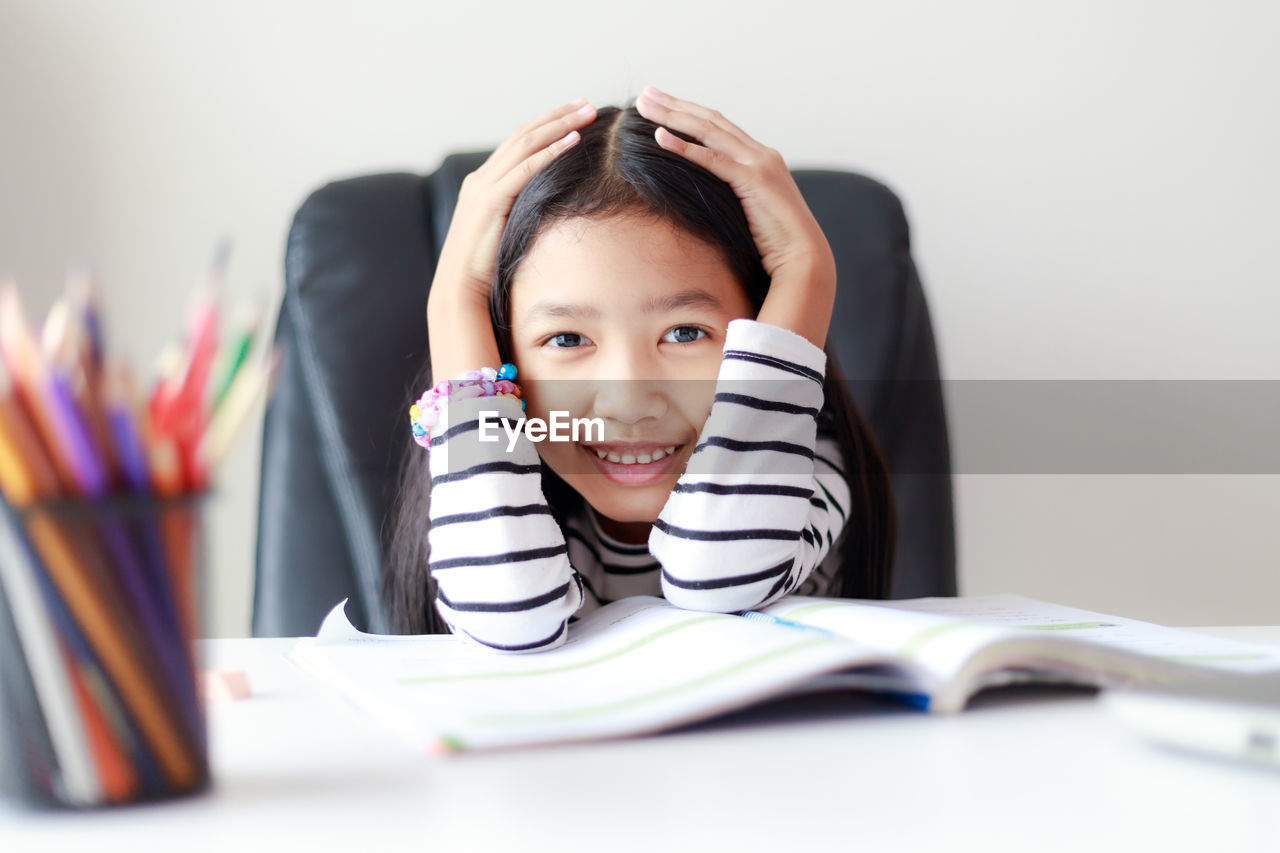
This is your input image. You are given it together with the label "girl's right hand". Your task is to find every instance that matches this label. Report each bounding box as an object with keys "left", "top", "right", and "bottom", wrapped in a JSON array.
[
  {"left": 430, "top": 98, "right": 598, "bottom": 308},
  {"left": 427, "top": 98, "right": 596, "bottom": 382}
]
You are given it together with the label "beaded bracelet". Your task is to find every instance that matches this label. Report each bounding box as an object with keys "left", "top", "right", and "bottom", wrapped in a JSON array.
[{"left": 409, "top": 363, "right": 523, "bottom": 448}]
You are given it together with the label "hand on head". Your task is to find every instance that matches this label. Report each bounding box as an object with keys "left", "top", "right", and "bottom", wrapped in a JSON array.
[{"left": 635, "top": 86, "right": 837, "bottom": 348}]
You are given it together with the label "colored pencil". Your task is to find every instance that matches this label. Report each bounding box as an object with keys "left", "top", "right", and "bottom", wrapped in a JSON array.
[
  {"left": 54, "top": 286, "right": 124, "bottom": 490},
  {"left": 0, "top": 369, "right": 60, "bottom": 504},
  {"left": 209, "top": 297, "right": 262, "bottom": 413},
  {"left": 194, "top": 347, "right": 281, "bottom": 484}
]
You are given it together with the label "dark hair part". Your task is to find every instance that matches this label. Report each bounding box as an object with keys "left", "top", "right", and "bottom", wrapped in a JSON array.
[{"left": 385, "top": 104, "right": 897, "bottom": 634}]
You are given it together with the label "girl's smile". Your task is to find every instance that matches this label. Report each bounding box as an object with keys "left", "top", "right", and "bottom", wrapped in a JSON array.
[{"left": 578, "top": 440, "right": 690, "bottom": 485}]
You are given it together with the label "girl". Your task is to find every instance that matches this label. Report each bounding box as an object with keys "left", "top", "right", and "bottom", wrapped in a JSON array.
[{"left": 386, "top": 87, "right": 897, "bottom": 650}]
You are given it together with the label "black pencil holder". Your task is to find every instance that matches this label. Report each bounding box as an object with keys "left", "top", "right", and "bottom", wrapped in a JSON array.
[{"left": 0, "top": 494, "right": 210, "bottom": 809}]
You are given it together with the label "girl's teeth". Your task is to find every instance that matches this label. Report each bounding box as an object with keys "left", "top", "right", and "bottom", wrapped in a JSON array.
[{"left": 591, "top": 445, "right": 681, "bottom": 465}]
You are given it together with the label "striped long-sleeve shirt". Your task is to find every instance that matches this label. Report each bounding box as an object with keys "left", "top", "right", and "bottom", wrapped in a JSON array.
[{"left": 424, "top": 319, "right": 852, "bottom": 653}]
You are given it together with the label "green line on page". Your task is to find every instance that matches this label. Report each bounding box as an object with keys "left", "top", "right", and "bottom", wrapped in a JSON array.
[
  {"left": 778, "top": 601, "right": 855, "bottom": 621},
  {"left": 897, "top": 621, "right": 976, "bottom": 658},
  {"left": 396, "top": 614, "right": 730, "bottom": 685},
  {"left": 468, "top": 638, "right": 839, "bottom": 726}
]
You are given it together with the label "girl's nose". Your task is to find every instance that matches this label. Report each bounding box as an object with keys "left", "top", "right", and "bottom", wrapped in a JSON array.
[
  {"left": 590, "top": 350, "right": 669, "bottom": 426},
  {"left": 591, "top": 380, "right": 668, "bottom": 426}
]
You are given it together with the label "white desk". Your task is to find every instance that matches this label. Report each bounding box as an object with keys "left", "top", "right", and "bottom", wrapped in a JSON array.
[{"left": 3, "top": 628, "right": 1278, "bottom": 852}]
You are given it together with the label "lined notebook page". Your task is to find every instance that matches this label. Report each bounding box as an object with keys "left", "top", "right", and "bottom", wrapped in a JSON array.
[{"left": 289, "top": 596, "right": 896, "bottom": 754}]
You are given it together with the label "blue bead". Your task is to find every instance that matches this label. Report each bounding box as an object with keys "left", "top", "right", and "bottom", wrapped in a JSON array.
[
  {"left": 520, "top": 399, "right": 526, "bottom": 410},
  {"left": 498, "top": 362, "right": 517, "bottom": 380}
]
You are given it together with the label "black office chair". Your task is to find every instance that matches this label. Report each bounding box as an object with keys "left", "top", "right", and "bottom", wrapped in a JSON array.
[{"left": 253, "top": 152, "right": 956, "bottom": 636}]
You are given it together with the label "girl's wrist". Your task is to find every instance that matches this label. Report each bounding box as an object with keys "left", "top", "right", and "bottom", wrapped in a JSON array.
[{"left": 409, "top": 363, "right": 522, "bottom": 448}]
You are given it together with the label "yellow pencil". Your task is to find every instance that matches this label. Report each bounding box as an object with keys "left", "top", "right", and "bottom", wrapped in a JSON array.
[
  {"left": 0, "top": 400, "right": 41, "bottom": 506},
  {"left": 194, "top": 347, "right": 281, "bottom": 484},
  {"left": 0, "top": 367, "right": 61, "bottom": 504}
]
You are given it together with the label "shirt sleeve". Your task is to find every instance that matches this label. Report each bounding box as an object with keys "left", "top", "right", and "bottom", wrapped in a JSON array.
[
  {"left": 648, "top": 318, "right": 852, "bottom": 613},
  {"left": 425, "top": 393, "right": 585, "bottom": 653}
]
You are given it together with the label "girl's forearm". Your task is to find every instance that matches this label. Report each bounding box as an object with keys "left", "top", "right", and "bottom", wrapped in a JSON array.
[
  {"left": 754, "top": 257, "right": 837, "bottom": 350},
  {"left": 426, "top": 290, "right": 502, "bottom": 382}
]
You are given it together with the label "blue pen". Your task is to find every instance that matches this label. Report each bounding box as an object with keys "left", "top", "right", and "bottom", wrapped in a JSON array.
[{"left": 741, "top": 611, "right": 839, "bottom": 638}]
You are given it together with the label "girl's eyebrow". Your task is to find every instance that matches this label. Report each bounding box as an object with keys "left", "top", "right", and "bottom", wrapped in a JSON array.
[
  {"left": 523, "top": 301, "right": 602, "bottom": 321},
  {"left": 642, "top": 288, "right": 724, "bottom": 314},
  {"left": 522, "top": 288, "right": 723, "bottom": 323}
]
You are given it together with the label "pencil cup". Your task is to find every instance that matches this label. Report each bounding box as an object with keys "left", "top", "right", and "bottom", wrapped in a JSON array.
[{"left": 0, "top": 494, "right": 210, "bottom": 809}]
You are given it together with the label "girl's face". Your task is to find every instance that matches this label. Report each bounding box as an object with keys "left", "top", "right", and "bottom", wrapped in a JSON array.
[{"left": 509, "top": 214, "right": 755, "bottom": 543}]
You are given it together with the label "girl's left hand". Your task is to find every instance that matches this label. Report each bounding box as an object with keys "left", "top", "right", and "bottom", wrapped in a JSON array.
[{"left": 635, "top": 85, "right": 837, "bottom": 348}]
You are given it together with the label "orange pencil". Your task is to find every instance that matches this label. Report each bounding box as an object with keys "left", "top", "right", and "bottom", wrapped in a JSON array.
[{"left": 62, "top": 646, "right": 139, "bottom": 802}]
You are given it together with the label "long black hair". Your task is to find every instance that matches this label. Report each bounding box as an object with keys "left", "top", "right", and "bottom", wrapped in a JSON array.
[{"left": 385, "top": 103, "right": 897, "bottom": 634}]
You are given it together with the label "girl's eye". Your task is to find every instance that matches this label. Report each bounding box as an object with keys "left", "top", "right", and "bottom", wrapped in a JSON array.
[
  {"left": 662, "top": 325, "right": 708, "bottom": 344},
  {"left": 544, "top": 332, "right": 593, "bottom": 349}
]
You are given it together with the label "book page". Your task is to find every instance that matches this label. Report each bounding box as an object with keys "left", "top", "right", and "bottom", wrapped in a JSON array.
[
  {"left": 760, "top": 596, "right": 1027, "bottom": 696},
  {"left": 875, "top": 595, "right": 1280, "bottom": 673},
  {"left": 759, "top": 594, "right": 1280, "bottom": 709},
  {"left": 290, "top": 595, "right": 899, "bottom": 754}
]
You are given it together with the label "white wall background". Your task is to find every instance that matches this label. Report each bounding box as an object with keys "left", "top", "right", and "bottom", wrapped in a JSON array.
[{"left": 1, "top": 0, "right": 1275, "bottom": 635}]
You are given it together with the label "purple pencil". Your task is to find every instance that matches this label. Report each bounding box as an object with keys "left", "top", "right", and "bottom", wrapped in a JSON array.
[{"left": 41, "top": 373, "right": 109, "bottom": 498}]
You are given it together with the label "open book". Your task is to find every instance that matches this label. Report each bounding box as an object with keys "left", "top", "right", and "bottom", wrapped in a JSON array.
[{"left": 288, "top": 594, "right": 1280, "bottom": 756}]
